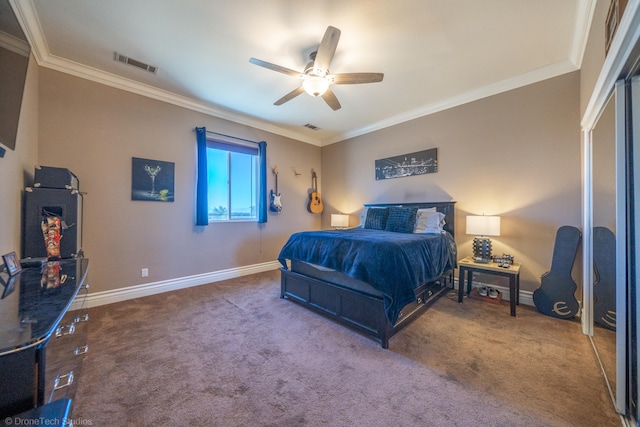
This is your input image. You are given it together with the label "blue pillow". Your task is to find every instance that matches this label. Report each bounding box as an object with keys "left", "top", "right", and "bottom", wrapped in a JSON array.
[
  {"left": 385, "top": 207, "right": 418, "bottom": 233},
  {"left": 363, "top": 208, "right": 389, "bottom": 230}
]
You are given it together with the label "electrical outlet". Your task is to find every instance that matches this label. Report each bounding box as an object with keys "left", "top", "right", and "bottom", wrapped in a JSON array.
[{"left": 141, "top": 268, "right": 148, "bottom": 278}]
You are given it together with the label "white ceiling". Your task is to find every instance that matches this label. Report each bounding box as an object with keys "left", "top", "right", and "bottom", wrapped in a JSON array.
[{"left": 10, "top": 0, "right": 594, "bottom": 146}]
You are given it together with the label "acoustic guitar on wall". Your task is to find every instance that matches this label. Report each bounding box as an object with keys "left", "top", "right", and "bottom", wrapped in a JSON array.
[
  {"left": 269, "top": 166, "right": 282, "bottom": 212},
  {"left": 307, "top": 171, "right": 323, "bottom": 214}
]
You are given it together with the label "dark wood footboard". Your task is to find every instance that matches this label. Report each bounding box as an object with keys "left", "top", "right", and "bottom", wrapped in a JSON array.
[{"left": 280, "top": 268, "right": 451, "bottom": 348}]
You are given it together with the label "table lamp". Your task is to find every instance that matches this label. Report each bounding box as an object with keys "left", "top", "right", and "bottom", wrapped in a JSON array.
[
  {"left": 466, "top": 215, "right": 500, "bottom": 263},
  {"left": 331, "top": 214, "right": 349, "bottom": 229}
]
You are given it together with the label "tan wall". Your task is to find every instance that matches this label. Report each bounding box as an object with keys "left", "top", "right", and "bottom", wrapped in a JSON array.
[
  {"left": 580, "top": 0, "right": 610, "bottom": 119},
  {"left": 0, "top": 54, "right": 38, "bottom": 257},
  {"left": 5, "top": 35, "right": 599, "bottom": 300},
  {"left": 321, "top": 72, "right": 582, "bottom": 293},
  {"left": 37, "top": 69, "right": 321, "bottom": 294}
]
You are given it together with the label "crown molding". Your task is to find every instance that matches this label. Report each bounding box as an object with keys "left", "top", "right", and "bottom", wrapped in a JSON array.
[
  {"left": 11, "top": 0, "right": 592, "bottom": 148},
  {"left": 323, "top": 59, "right": 580, "bottom": 145},
  {"left": 40, "top": 53, "right": 324, "bottom": 147},
  {"left": 0, "top": 30, "right": 29, "bottom": 56},
  {"left": 8, "top": 0, "right": 47, "bottom": 63},
  {"left": 10, "top": 0, "right": 323, "bottom": 147},
  {"left": 569, "top": 0, "right": 597, "bottom": 69}
]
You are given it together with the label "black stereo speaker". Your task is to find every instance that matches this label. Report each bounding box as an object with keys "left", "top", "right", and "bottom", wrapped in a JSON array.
[
  {"left": 33, "top": 166, "right": 79, "bottom": 190},
  {"left": 22, "top": 187, "right": 83, "bottom": 259}
]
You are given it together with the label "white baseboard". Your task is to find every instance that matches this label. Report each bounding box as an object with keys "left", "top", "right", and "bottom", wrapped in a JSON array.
[
  {"left": 453, "top": 278, "right": 535, "bottom": 307},
  {"left": 71, "top": 265, "right": 536, "bottom": 311},
  {"left": 71, "top": 260, "right": 282, "bottom": 310}
]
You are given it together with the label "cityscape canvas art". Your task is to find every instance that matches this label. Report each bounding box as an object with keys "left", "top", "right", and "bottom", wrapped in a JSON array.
[{"left": 375, "top": 148, "right": 438, "bottom": 180}]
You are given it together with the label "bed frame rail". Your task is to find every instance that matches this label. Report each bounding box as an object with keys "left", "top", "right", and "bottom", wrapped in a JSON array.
[{"left": 280, "top": 268, "right": 451, "bottom": 348}]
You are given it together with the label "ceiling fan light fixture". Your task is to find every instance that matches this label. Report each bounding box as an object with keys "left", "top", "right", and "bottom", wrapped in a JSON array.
[
  {"left": 250, "top": 26, "right": 381, "bottom": 109},
  {"left": 303, "top": 76, "right": 330, "bottom": 97}
]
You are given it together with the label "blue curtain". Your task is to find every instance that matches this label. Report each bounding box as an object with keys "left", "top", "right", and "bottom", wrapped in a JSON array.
[
  {"left": 258, "top": 141, "right": 267, "bottom": 223},
  {"left": 195, "top": 127, "right": 208, "bottom": 226},
  {"left": 195, "top": 127, "right": 267, "bottom": 224}
]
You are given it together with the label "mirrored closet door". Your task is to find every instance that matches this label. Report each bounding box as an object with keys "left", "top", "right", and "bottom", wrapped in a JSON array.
[
  {"left": 629, "top": 71, "right": 640, "bottom": 419},
  {"left": 583, "top": 4, "right": 640, "bottom": 423},
  {"left": 587, "top": 61, "right": 640, "bottom": 421},
  {"left": 591, "top": 91, "right": 618, "bottom": 404}
]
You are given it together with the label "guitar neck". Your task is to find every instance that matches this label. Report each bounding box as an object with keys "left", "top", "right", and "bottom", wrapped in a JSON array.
[{"left": 273, "top": 168, "right": 279, "bottom": 194}]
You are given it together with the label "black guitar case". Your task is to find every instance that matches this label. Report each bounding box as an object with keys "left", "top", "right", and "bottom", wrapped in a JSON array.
[
  {"left": 593, "top": 227, "right": 616, "bottom": 331},
  {"left": 533, "top": 226, "right": 581, "bottom": 319}
]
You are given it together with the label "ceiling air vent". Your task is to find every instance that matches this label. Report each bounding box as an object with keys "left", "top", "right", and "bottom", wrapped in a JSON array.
[
  {"left": 304, "top": 123, "right": 321, "bottom": 131},
  {"left": 113, "top": 52, "right": 158, "bottom": 74}
]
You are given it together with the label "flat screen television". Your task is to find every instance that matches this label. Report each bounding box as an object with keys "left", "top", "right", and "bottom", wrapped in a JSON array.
[{"left": 0, "top": 0, "right": 30, "bottom": 158}]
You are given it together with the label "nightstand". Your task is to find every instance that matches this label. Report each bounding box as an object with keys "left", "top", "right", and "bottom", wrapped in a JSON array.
[{"left": 457, "top": 256, "right": 522, "bottom": 316}]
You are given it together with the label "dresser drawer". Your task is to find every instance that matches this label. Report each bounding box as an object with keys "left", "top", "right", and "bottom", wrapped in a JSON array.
[{"left": 43, "top": 307, "right": 89, "bottom": 404}]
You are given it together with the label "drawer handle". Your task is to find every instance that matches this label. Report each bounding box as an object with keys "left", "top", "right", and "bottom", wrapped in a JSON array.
[
  {"left": 74, "top": 345, "right": 89, "bottom": 356},
  {"left": 53, "top": 371, "right": 74, "bottom": 390},
  {"left": 55, "top": 322, "right": 75, "bottom": 337},
  {"left": 75, "top": 313, "right": 89, "bottom": 323},
  {"left": 83, "top": 283, "right": 90, "bottom": 290}
]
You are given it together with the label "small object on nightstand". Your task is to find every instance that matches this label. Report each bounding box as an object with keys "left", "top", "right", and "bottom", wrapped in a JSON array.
[{"left": 493, "top": 253, "right": 514, "bottom": 267}]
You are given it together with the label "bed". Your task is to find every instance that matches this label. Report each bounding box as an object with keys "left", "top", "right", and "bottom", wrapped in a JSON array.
[{"left": 278, "top": 201, "right": 456, "bottom": 348}]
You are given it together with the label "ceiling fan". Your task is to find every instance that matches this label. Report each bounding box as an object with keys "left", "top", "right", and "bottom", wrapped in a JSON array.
[{"left": 249, "top": 26, "right": 384, "bottom": 111}]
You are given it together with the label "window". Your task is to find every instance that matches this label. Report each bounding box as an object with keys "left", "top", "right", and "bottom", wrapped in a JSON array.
[
  {"left": 207, "top": 140, "right": 258, "bottom": 222},
  {"left": 207, "top": 147, "right": 257, "bottom": 221},
  {"left": 195, "top": 127, "right": 267, "bottom": 225}
]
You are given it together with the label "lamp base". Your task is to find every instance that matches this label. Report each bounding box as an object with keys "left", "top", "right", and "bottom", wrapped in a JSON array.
[{"left": 473, "top": 237, "right": 492, "bottom": 263}]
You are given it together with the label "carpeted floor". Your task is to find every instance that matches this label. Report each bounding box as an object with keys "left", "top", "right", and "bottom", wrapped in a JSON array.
[{"left": 73, "top": 270, "right": 620, "bottom": 426}]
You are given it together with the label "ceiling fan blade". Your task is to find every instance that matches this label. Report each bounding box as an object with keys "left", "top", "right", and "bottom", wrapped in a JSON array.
[
  {"left": 321, "top": 87, "right": 341, "bottom": 111},
  {"left": 330, "top": 72, "right": 384, "bottom": 84},
  {"left": 274, "top": 86, "right": 305, "bottom": 106},
  {"left": 249, "top": 58, "right": 302, "bottom": 77},
  {"left": 313, "top": 26, "right": 341, "bottom": 76}
]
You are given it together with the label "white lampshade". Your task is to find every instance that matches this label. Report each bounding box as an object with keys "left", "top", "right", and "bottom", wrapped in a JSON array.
[
  {"left": 466, "top": 215, "right": 501, "bottom": 236},
  {"left": 331, "top": 214, "right": 349, "bottom": 228},
  {"left": 303, "top": 76, "right": 330, "bottom": 97}
]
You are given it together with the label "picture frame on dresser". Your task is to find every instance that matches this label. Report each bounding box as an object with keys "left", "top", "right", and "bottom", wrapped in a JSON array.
[
  {"left": 1, "top": 275, "right": 16, "bottom": 299},
  {"left": 2, "top": 252, "right": 21, "bottom": 276}
]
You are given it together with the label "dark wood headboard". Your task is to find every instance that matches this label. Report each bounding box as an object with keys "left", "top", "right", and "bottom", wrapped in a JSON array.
[{"left": 363, "top": 201, "right": 456, "bottom": 237}]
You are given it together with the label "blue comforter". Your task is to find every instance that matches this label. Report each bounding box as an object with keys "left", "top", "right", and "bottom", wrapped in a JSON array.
[{"left": 278, "top": 228, "right": 456, "bottom": 324}]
